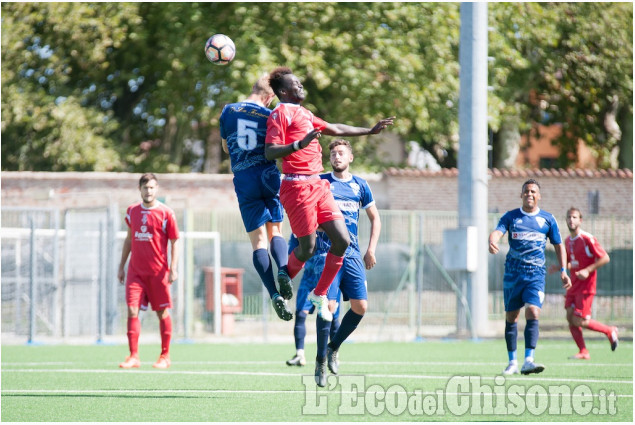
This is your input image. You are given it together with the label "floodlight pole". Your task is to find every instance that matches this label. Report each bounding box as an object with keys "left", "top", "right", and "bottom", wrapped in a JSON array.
[{"left": 457, "top": 2, "right": 489, "bottom": 338}]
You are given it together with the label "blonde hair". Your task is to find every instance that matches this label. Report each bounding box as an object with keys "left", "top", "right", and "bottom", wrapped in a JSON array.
[{"left": 252, "top": 74, "right": 274, "bottom": 97}]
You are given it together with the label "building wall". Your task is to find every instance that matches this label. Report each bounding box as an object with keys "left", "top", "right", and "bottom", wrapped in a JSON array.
[{"left": 2, "top": 169, "right": 632, "bottom": 219}]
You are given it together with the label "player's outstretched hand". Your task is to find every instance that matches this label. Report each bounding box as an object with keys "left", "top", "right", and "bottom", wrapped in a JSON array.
[
  {"left": 369, "top": 117, "right": 396, "bottom": 134},
  {"left": 299, "top": 129, "right": 322, "bottom": 148},
  {"left": 561, "top": 273, "right": 572, "bottom": 290}
]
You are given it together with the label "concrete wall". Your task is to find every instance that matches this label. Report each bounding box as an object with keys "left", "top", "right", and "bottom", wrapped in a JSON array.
[{"left": 2, "top": 169, "right": 632, "bottom": 219}]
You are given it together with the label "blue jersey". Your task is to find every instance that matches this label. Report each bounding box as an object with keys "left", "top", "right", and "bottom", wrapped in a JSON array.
[
  {"left": 315, "top": 173, "right": 376, "bottom": 258},
  {"left": 495, "top": 208, "right": 562, "bottom": 269},
  {"left": 219, "top": 100, "right": 275, "bottom": 173}
]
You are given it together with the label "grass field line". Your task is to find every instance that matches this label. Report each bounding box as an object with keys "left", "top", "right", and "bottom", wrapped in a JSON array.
[
  {"left": 3, "top": 368, "right": 632, "bottom": 385},
  {"left": 3, "top": 360, "right": 632, "bottom": 367},
  {"left": 2, "top": 388, "right": 633, "bottom": 399}
]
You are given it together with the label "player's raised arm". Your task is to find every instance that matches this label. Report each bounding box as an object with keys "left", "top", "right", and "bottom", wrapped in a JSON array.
[{"left": 322, "top": 117, "right": 395, "bottom": 137}]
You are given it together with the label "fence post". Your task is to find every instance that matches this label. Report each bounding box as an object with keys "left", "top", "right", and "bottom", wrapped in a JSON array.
[
  {"left": 97, "top": 221, "right": 105, "bottom": 343},
  {"left": 28, "top": 216, "right": 37, "bottom": 344}
]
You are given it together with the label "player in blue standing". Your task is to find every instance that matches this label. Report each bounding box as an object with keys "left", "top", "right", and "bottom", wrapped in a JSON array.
[
  {"left": 219, "top": 75, "right": 293, "bottom": 321},
  {"left": 285, "top": 139, "right": 381, "bottom": 387},
  {"left": 489, "top": 179, "right": 571, "bottom": 375}
]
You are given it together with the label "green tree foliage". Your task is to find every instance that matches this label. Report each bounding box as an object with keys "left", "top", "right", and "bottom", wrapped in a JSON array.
[{"left": 1, "top": 2, "right": 632, "bottom": 172}]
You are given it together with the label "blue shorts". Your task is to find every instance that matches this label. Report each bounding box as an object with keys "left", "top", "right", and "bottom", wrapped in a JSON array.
[
  {"left": 296, "top": 253, "right": 367, "bottom": 315},
  {"left": 233, "top": 163, "right": 283, "bottom": 233},
  {"left": 503, "top": 264, "right": 546, "bottom": 312}
]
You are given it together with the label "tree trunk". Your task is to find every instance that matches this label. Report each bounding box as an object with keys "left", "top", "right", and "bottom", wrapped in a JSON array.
[
  {"left": 617, "top": 107, "right": 633, "bottom": 169},
  {"left": 493, "top": 117, "right": 521, "bottom": 169}
]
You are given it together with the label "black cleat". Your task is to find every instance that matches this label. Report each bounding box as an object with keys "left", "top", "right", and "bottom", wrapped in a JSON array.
[
  {"left": 277, "top": 267, "right": 294, "bottom": 300},
  {"left": 314, "top": 358, "right": 327, "bottom": 387},
  {"left": 327, "top": 345, "right": 339, "bottom": 375},
  {"left": 271, "top": 295, "right": 293, "bottom": 321}
]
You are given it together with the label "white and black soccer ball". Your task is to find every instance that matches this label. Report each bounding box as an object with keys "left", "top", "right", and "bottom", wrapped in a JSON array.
[{"left": 204, "top": 34, "right": 236, "bottom": 65}]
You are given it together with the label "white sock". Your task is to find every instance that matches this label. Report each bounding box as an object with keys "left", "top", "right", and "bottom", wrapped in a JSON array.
[
  {"left": 525, "top": 356, "right": 534, "bottom": 363},
  {"left": 509, "top": 359, "right": 518, "bottom": 365},
  {"left": 297, "top": 349, "right": 305, "bottom": 357}
]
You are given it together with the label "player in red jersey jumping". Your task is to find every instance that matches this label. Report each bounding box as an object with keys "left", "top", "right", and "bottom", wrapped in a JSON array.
[
  {"left": 118, "top": 173, "right": 180, "bottom": 369},
  {"left": 551, "top": 207, "right": 617, "bottom": 359},
  {"left": 265, "top": 66, "right": 394, "bottom": 321}
]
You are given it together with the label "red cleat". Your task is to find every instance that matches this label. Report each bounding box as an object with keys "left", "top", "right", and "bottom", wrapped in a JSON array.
[
  {"left": 153, "top": 354, "right": 171, "bottom": 369},
  {"left": 609, "top": 327, "right": 619, "bottom": 351},
  {"left": 119, "top": 355, "right": 140, "bottom": 369},
  {"left": 569, "top": 351, "right": 590, "bottom": 360}
]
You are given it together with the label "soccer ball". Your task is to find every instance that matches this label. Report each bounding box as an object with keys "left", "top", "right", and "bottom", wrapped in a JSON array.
[{"left": 205, "top": 34, "right": 235, "bottom": 65}]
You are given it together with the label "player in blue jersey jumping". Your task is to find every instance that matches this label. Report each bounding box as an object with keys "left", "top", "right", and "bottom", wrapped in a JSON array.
[
  {"left": 219, "top": 75, "right": 293, "bottom": 321},
  {"left": 489, "top": 179, "right": 571, "bottom": 375},
  {"left": 286, "top": 139, "right": 381, "bottom": 387}
]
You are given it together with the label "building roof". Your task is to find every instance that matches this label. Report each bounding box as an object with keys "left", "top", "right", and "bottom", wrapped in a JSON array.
[{"left": 383, "top": 168, "right": 633, "bottom": 178}]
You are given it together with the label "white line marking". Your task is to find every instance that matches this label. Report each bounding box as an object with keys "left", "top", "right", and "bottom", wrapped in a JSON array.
[
  {"left": 1, "top": 388, "right": 632, "bottom": 399},
  {"left": 2, "top": 368, "right": 631, "bottom": 385}
]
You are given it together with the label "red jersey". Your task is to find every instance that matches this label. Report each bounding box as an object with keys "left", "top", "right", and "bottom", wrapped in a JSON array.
[
  {"left": 265, "top": 102, "right": 328, "bottom": 175},
  {"left": 125, "top": 202, "right": 179, "bottom": 277},
  {"left": 566, "top": 231, "right": 607, "bottom": 295}
]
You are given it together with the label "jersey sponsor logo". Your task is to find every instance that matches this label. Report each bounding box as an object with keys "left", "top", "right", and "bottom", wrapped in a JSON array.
[
  {"left": 511, "top": 231, "right": 546, "bottom": 241},
  {"left": 135, "top": 231, "right": 154, "bottom": 241},
  {"left": 336, "top": 200, "right": 359, "bottom": 212}
]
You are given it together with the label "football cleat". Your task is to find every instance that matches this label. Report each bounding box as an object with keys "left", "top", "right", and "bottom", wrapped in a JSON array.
[
  {"left": 308, "top": 290, "right": 332, "bottom": 322},
  {"left": 152, "top": 354, "right": 171, "bottom": 369},
  {"left": 521, "top": 360, "right": 545, "bottom": 375},
  {"left": 502, "top": 361, "right": 519, "bottom": 375},
  {"left": 314, "top": 358, "right": 327, "bottom": 387},
  {"left": 277, "top": 267, "right": 294, "bottom": 300},
  {"left": 569, "top": 351, "right": 591, "bottom": 360},
  {"left": 327, "top": 345, "right": 339, "bottom": 375},
  {"left": 286, "top": 353, "right": 306, "bottom": 367},
  {"left": 119, "top": 355, "right": 140, "bottom": 369},
  {"left": 609, "top": 327, "right": 619, "bottom": 351},
  {"left": 271, "top": 294, "right": 293, "bottom": 321}
]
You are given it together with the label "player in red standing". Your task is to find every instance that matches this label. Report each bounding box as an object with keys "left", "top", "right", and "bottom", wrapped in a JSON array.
[
  {"left": 265, "top": 66, "right": 393, "bottom": 321},
  {"left": 551, "top": 207, "right": 617, "bottom": 359},
  {"left": 118, "top": 173, "right": 180, "bottom": 369}
]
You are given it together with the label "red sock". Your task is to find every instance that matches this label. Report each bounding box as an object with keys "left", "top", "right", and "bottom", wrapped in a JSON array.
[
  {"left": 586, "top": 319, "right": 612, "bottom": 336},
  {"left": 127, "top": 317, "right": 140, "bottom": 357},
  {"left": 313, "top": 252, "right": 344, "bottom": 296},
  {"left": 569, "top": 325, "right": 586, "bottom": 351},
  {"left": 159, "top": 315, "right": 172, "bottom": 356},
  {"left": 287, "top": 250, "right": 305, "bottom": 279}
]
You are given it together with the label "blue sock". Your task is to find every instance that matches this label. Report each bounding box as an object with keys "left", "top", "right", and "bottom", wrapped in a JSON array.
[
  {"left": 329, "top": 309, "right": 364, "bottom": 351},
  {"left": 316, "top": 315, "right": 331, "bottom": 361},
  {"left": 269, "top": 236, "right": 288, "bottom": 270},
  {"left": 525, "top": 319, "right": 539, "bottom": 357},
  {"left": 330, "top": 318, "right": 340, "bottom": 342},
  {"left": 505, "top": 321, "right": 517, "bottom": 361},
  {"left": 294, "top": 311, "right": 307, "bottom": 350},
  {"left": 252, "top": 249, "right": 277, "bottom": 298}
]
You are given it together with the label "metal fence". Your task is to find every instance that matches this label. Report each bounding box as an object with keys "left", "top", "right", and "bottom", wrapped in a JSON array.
[{"left": 2, "top": 206, "right": 632, "bottom": 342}]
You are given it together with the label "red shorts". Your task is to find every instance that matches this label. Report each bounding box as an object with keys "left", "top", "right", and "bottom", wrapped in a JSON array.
[
  {"left": 564, "top": 292, "right": 594, "bottom": 320},
  {"left": 126, "top": 270, "right": 172, "bottom": 311},
  {"left": 280, "top": 178, "right": 344, "bottom": 237}
]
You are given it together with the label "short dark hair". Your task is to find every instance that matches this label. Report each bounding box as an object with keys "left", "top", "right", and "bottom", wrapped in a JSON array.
[
  {"left": 139, "top": 173, "right": 157, "bottom": 187},
  {"left": 328, "top": 139, "right": 353, "bottom": 152},
  {"left": 269, "top": 66, "right": 293, "bottom": 98},
  {"left": 567, "top": 206, "right": 583, "bottom": 218},
  {"left": 522, "top": 178, "right": 540, "bottom": 192}
]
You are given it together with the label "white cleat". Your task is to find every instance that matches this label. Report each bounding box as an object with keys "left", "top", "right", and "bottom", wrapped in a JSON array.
[
  {"left": 308, "top": 290, "right": 333, "bottom": 322},
  {"left": 502, "top": 361, "right": 519, "bottom": 375}
]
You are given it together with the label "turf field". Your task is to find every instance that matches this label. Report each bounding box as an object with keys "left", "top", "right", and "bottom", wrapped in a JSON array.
[{"left": 1, "top": 339, "right": 632, "bottom": 422}]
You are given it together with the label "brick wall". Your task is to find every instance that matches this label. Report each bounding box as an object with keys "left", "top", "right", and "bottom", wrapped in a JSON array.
[{"left": 1, "top": 169, "right": 632, "bottom": 218}]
